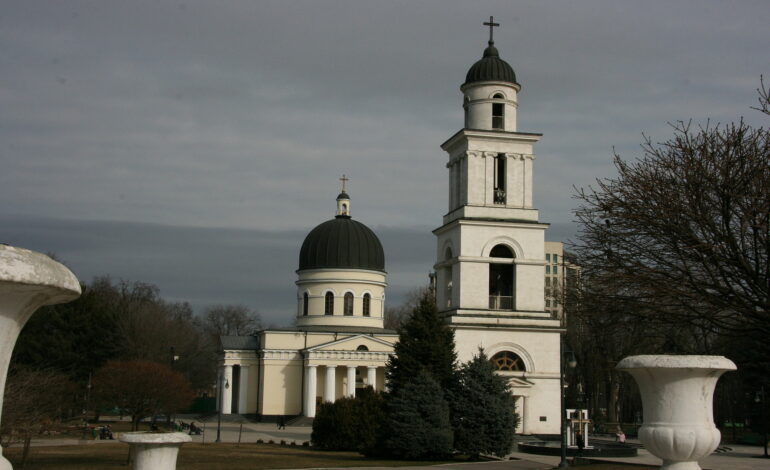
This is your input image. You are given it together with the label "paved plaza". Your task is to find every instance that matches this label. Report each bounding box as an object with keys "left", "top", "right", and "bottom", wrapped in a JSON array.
[{"left": 20, "top": 417, "right": 770, "bottom": 470}]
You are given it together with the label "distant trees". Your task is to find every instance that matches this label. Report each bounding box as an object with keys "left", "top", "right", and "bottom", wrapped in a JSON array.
[
  {"left": 10, "top": 276, "right": 261, "bottom": 421},
  {"left": 91, "top": 360, "right": 194, "bottom": 431}
]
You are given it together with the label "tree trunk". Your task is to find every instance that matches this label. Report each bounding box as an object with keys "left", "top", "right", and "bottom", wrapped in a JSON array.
[
  {"left": 607, "top": 375, "right": 620, "bottom": 424},
  {"left": 132, "top": 415, "right": 140, "bottom": 431},
  {"left": 21, "top": 436, "right": 31, "bottom": 467}
]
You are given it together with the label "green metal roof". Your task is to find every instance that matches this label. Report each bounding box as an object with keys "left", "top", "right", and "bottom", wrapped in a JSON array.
[
  {"left": 298, "top": 216, "right": 385, "bottom": 272},
  {"left": 464, "top": 42, "right": 518, "bottom": 86}
]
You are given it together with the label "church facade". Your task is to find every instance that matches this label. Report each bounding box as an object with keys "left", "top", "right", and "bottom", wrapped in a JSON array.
[{"left": 219, "top": 23, "right": 561, "bottom": 435}]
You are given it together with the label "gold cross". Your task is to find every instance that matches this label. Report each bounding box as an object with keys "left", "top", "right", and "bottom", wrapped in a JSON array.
[{"left": 339, "top": 174, "right": 349, "bottom": 192}]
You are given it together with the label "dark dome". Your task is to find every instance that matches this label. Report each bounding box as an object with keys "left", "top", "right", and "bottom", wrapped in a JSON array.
[
  {"left": 464, "top": 42, "right": 517, "bottom": 86},
  {"left": 299, "top": 216, "right": 385, "bottom": 272}
]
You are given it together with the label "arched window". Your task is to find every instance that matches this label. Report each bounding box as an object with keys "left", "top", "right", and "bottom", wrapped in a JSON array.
[
  {"left": 303, "top": 292, "right": 309, "bottom": 316},
  {"left": 490, "top": 351, "right": 526, "bottom": 371},
  {"left": 492, "top": 94, "right": 504, "bottom": 130},
  {"left": 363, "top": 293, "right": 371, "bottom": 317},
  {"left": 357, "top": 345, "right": 369, "bottom": 351},
  {"left": 324, "top": 292, "right": 334, "bottom": 315},
  {"left": 490, "top": 244, "right": 514, "bottom": 258},
  {"left": 344, "top": 292, "right": 354, "bottom": 316},
  {"left": 489, "top": 244, "right": 515, "bottom": 310}
]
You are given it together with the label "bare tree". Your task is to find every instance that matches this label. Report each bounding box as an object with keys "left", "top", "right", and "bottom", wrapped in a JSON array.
[
  {"left": 92, "top": 360, "right": 194, "bottom": 431},
  {"left": 1, "top": 368, "right": 75, "bottom": 466},
  {"left": 573, "top": 79, "right": 769, "bottom": 357},
  {"left": 200, "top": 304, "right": 261, "bottom": 338}
]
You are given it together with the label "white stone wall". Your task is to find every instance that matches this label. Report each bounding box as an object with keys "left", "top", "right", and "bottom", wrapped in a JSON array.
[{"left": 462, "top": 81, "right": 520, "bottom": 132}]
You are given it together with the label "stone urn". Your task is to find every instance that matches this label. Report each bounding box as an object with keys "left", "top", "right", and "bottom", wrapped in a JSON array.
[
  {"left": 120, "top": 432, "right": 192, "bottom": 470},
  {"left": 616, "top": 355, "right": 736, "bottom": 470},
  {"left": 0, "top": 245, "right": 81, "bottom": 470}
]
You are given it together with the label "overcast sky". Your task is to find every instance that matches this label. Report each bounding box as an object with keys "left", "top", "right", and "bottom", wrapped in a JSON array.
[{"left": 1, "top": 1, "right": 767, "bottom": 326}]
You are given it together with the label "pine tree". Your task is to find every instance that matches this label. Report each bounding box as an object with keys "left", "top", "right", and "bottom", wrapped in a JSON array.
[
  {"left": 384, "top": 370, "right": 453, "bottom": 460},
  {"left": 386, "top": 290, "right": 456, "bottom": 393},
  {"left": 450, "top": 349, "right": 519, "bottom": 458}
]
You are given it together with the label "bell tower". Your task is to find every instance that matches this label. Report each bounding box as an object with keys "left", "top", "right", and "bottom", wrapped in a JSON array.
[{"left": 433, "top": 18, "right": 562, "bottom": 435}]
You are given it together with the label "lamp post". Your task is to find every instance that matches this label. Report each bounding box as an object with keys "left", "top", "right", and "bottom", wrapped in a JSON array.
[
  {"left": 216, "top": 374, "right": 229, "bottom": 443},
  {"left": 559, "top": 340, "right": 577, "bottom": 468},
  {"left": 757, "top": 386, "right": 768, "bottom": 458}
]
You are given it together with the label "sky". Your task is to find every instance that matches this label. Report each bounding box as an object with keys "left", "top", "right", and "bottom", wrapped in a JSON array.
[{"left": 1, "top": 0, "right": 767, "bottom": 326}]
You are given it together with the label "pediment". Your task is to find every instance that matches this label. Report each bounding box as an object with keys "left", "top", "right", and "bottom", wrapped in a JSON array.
[{"left": 305, "top": 334, "right": 394, "bottom": 353}]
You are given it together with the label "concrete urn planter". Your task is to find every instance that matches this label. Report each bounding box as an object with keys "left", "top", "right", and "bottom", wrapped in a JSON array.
[
  {"left": 0, "top": 245, "right": 81, "bottom": 470},
  {"left": 616, "top": 355, "right": 736, "bottom": 470},
  {"left": 120, "top": 432, "right": 192, "bottom": 470}
]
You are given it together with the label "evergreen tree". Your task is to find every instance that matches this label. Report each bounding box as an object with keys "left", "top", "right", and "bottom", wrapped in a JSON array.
[
  {"left": 450, "top": 349, "right": 519, "bottom": 458},
  {"left": 386, "top": 290, "right": 456, "bottom": 393},
  {"left": 384, "top": 371, "right": 453, "bottom": 460}
]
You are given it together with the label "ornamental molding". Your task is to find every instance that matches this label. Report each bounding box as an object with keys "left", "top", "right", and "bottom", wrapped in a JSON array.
[
  {"left": 305, "top": 350, "right": 394, "bottom": 362},
  {"left": 260, "top": 350, "right": 303, "bottom": 361},
  {"left": 466, "top": 151, "right": 481, "bottom": 159}
]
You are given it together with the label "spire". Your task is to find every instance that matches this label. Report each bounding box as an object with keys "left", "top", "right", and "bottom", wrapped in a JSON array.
[{"left": 336, "top": 175, "right": 351, "bottom": 218}]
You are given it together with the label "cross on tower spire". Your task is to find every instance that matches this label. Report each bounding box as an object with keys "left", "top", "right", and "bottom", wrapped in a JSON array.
[
  {"left": 483, "top": 16, "right": 500, "bottom": 44},
  {"left": 339, "top": 174, "right": 349, "bottom": 193}
]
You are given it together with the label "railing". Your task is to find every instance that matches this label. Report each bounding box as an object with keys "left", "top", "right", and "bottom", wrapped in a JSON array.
[
  {"left": 494, "top": 188, "right": 506, "bottom": 205},
  {"left": 489, "top": 295, "right": 513, "bottom": 310}
]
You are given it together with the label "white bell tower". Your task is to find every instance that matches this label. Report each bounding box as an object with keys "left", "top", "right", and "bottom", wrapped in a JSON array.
[{"left": 434, "top": 17, "right": 562, "bottom": 435}]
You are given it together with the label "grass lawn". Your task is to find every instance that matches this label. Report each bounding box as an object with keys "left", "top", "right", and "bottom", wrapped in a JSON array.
[
  {"left": 4, "top": 442, "right": 450, "bottom": 470},
  {"left": 4, "top": 442, "right": 659, "bottom": 470}
]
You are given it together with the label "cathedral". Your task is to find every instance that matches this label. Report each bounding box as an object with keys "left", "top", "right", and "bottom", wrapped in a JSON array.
[{"left": 218, "top": 21, "right": 562, "bottom": 435}]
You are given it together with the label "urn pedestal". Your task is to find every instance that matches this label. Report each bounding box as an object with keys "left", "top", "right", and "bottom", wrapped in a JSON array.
[
  {"left": 0, "top": 245, "right": 81, "bottom": 470},
  {"left": 120, "top": 432, "right": 192, "bottom": 470},
  {"left": 617, "top": 355, "right": 736, "bottom": 470}
]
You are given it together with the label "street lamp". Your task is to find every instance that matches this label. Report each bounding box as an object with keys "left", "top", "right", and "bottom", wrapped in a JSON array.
[
  {"left": 216, "top": 376, "right": 230, "bottom": 443},
  {"left": 756, "top": 386, "right": 768, "bottom": 458},
  {"left": 559, "top": 340, "right": 577, "bottom": 468}
]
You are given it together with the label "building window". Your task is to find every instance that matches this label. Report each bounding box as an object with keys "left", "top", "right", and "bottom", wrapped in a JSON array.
[
  {"left": 554, "top": 254, "right": 559, "bottom": 264},
  {"left": 463, "top": 96, "right": 470, "bottom": 128},
  {"left": 344, "top": 292, "right": 354, "bottom": 316},
  {"left": 325, "top": 292, "right": 334, "bottom": 315},
  {"left": 303, "top": 292, "right": 309, "bottom": 316},
  {"left": 490, "top": 351, "right": 526, "bottom": 371},
  {"left": 546, "top": 265, "right": 551, "bottom": 274},
  {"left": 492, "top": 102, "right": 504, "bottom": 130},
  {"left": 553, "top": 264, "right": 558, "bottom": 274},
  {"left": 546, "top": 254, "right": 551, "bottom": 262},
  {"left": 494, "top": 153, "right": 506, "bottom": 204},
  {"left": 363, "top": 293, "right": 371, "bottom": 317},
  {"left": 489, "top": 244, "right": 515, "bottom": 310}
]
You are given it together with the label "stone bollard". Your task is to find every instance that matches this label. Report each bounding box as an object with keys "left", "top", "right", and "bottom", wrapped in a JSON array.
[
  {"left": 0, "top": 245, "right": 81, "bottom": 470},
  {"left": 617, "top": 355, "right": 736, "bottom": 470},
  {"left": 120, "top": 432, "right": 192, "bottom": 470}
]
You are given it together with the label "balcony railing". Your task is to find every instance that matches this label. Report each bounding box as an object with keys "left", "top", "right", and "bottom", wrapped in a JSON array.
[{"left": 489, "top": 295, "right": 513, "bottom": 310}]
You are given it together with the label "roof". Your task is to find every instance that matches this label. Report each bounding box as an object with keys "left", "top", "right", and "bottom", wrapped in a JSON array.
[
  {"left": 464, "top": 42, "right": 518, "bottom": 86},
  {"left": 220, "top": 335, "right": 259, "bottom": 350},
  {"left": 298, "top": 216, "right": 385, "bottom": 272}
]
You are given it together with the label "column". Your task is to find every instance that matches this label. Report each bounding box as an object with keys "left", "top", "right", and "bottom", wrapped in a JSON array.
[
  {"left": 346, "top": 366, "right": 356, "bottom": 397},
  {"left": 324, "top": 366, "right": 337, "bottom": 403},
  {"left": 367, "top": 366, "right": 377, "bottom": 390},
  {"left": 520, "top": 395, "right": 529, "bottom": 434},
  {"left": 238, "top": 365, "right": 249, "bottom": 414},
  {"left": 221, "top": 365, "right": 233, "bottom": 415},
  {"left": 304, "top": 365, "right": 317, "bottom": 417}
]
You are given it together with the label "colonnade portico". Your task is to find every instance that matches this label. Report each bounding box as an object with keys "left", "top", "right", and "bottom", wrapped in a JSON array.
[{"left": 303, "top": 363, "right": 385, "bottom": 418}]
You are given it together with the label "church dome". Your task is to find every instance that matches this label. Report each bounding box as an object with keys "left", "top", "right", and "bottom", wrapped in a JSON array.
[
  {"left": 464, "top": 42, "right": 517, "bottom": 86},
  {"left": 298, "top": 215, "right": 385, "bottom": 272}
]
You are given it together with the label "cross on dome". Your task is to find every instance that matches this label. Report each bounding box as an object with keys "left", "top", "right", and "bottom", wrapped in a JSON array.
[
  {"left": 339, "top": 174, "right": 350, "bottom": 193},
  {"left": 483, "top": 16, "right": 500, "bottom": 45}
]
